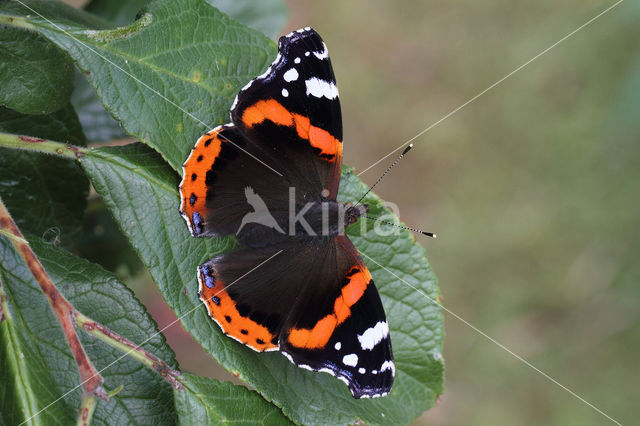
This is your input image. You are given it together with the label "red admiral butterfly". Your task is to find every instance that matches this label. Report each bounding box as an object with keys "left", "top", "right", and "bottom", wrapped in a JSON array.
[{"left": 179, "top": 27, "right": 393, "bottom": 398}]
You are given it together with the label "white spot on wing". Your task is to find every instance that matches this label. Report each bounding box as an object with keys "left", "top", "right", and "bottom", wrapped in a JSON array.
[
  {"left": 305, "top": 77, "right": 338, "bottom": 100},
  {"left": 294, "top": 57, "right": 301, "bottom": 64},
  {"left": 313, "top": 42, "right": 329, "bottom": 60},
  {"left": 380, "top": 360, "right": 395, "bottom": 376},
  {"left": 334, "top": 342, "right": 341, "bottom": 350},
  {"left": 281, "top": 88, "right": 289, "bottom": 97},
  {"left": 305, "top": 51, "right": 310, "bottom": 56},
  {"left": 342, "top": 353, "right": 358, "bottom": 367},
  {"left": 358, "top": 367, "right": 366, "bottom": 374},
  {"left": 357, "top": 321, "right": 389, "bottom": 350},
  {"left": 283, "top": 68, "right": 299, "bottom": 82}
]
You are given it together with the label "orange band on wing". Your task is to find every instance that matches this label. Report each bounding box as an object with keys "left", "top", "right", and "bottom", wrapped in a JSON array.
[
  {"left": 287, "top": 267, "right": 371, "bottom": 349},
  {"left": 241, "top": 99, "right": 341, "bottom": 159},
  {"left": 242, "top": 99, "right": 293, "bottom": 127},
  {"left": 200, "top": 277, "right": 278, "bottom": 352},
  {"left": 179, "top": 127, "right": 223, "bottom": 230}
]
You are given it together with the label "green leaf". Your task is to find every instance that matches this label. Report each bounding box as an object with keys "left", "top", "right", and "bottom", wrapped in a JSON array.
[
  {"left": 80, "top": 143, "right": 444, "bottom": 425},
  {"left": 0, "top": 104, "right": 89, "bottom": 249},
  {"left": 0, "top": 28, "right": 73, "bottom": 115},
  {"left": 8, "top": 0, "right": 278, "bottom": 171},
  {"left": 71, "top": 70, "right": 126, "bottom": 142},
  {"left": 175, "top": 373, "right": 291, "bottom": 425},
  {"left": 73, "top": 0, "right": 287, "bottom": 142},
  {"left": 0, "top": 236, "right": 179, "bottom": 424},
  {"left": 0, "top": 250, "right": 74, "bottom": 426}
]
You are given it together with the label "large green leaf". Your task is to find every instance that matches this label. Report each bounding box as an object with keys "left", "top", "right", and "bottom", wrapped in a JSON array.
[
  {"left": 72, "top": 0, "right": 287, "bottom": 143},
  {"left": 0, "top": 105, "right": 89, "bottom": 249},
  {"left": 0, "top": 236, "right": 179, "bottom": 424},
  {"left": 0, "top": 245, "right": 74, "bottom": 426},
  {"left": 0, "top": 28, "right": 73, "bottom": 115},
  {"left": 175, "top": 373, "right": 291, "bottom": 425},
  {"left": 2, "top": 0, "right": 277, "bottom": 171},
  {"left": 80, "top": 143, "right": 444, "bottom": 425}
]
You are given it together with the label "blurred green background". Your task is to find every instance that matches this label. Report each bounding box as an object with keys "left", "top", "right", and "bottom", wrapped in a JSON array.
[
  {"left": 76, "top": 0, "right": 639, "bottom": 424},
  {"left": 286, "top": 1, "right": 639, "bottom": 424}
]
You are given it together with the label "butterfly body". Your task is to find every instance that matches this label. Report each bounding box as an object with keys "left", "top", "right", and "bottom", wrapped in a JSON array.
[{"left": 179, "top": 27, "right": 394, "bottom": 399}]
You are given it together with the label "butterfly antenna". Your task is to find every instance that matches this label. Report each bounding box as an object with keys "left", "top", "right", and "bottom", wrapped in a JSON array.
[
  {"left": 364, "top": 215, "right": 436, "bottom": 238},
  {"left": 354, "top": 144, "right": 414, "bottom": 208}
]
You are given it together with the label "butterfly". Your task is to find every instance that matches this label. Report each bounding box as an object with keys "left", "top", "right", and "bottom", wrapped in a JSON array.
[{"left": 179, "top": 27, "right": 393, "bottom": 399}]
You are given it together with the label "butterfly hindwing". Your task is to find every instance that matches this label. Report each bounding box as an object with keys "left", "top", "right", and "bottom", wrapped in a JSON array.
[
  {"left": 198, "top": 243, "right": 297, "bottom": 352},
  {"left": 280, "top": 235, "right": 394, "bottom": 398},
  {"left": 198, "top": 234, "right": 394, "bottom": 398}
]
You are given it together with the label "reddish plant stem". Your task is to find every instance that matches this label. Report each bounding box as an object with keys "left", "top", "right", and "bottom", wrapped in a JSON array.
[
  {"left": 0, "top": 198, "right": 182, "bottom": 396},
  {"left": 76, "top": 395, "right": 97, "bottom": 426},
  {"left": 0, "top": 200, "right": 107, "bottom": 400},
  {"left": 77, "top": 313, "right": 182, "bottom": 390},
  {"left": 0, "top": 132, "right": 87, "bottom": 159}
]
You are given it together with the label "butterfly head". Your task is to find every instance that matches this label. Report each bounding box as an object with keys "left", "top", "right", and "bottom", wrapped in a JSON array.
[{"left": 344, "top": 203, "right": 368, "bottom": 227}]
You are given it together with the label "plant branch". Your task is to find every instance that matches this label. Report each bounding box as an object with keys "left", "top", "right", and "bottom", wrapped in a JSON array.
[
  {"left": 0, "top": 199, "right": 107, "bottom": 400},
  {"left": 0, "top": 198, "right": 182, "bottom": 395},
  {"left": 0, "top": 13, "right": 36, "bottom": 31},
  {"left": 0, "top": 132, "right": 88, "bottom": 160},
  {"left": 76, "top": 395, "right": 97, "bottom": 426},
  {"left": 75, "top": 312, "right": 182, "bottom": 390}
]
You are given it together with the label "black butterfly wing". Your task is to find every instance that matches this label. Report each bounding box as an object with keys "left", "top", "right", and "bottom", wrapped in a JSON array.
[
  {"left": 180, "top": 124, "right": 290, "bottom": 237},
  {"left": 279, "top": 235, "right": 394, "bottom": 398},
  {"left": 198, "top": 241, "right": 302, "bottom": 352},
  {"left": 198, "top": 234, "right": 394, "bottom": 398},
  {"left": 180, "top": 28, "right": 344, "bottom": 238},
  {"left": 231, "top": 27, "right": 343, "bottom": 200}
]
